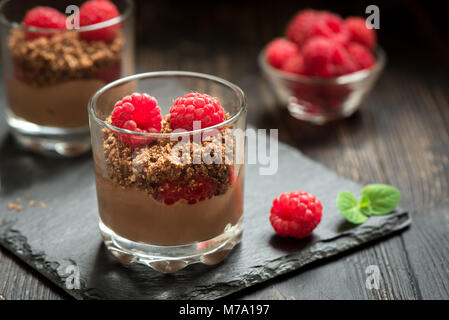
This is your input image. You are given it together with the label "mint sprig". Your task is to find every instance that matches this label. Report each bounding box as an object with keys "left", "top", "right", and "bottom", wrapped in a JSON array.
[{"left": 337, "top": 184, "right": 401, "bottom": 224}]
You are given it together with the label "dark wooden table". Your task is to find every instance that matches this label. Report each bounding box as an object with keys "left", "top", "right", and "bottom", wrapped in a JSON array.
[{"left": 1, "top": 0, "right": 448, "bottom": 300}]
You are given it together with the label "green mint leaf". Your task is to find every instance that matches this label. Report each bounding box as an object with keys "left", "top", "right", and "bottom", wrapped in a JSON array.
[
  {"left": 361, "top": 184, "right": 401, "bottom": 215},
  {"left": 337, "top": 191, "right": 368, "bottom": 224},
  {"left": 359, "top": 195, "right": 372, "bottom": 216}
]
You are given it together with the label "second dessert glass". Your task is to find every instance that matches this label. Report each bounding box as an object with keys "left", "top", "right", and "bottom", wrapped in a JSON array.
[
  {"left": 89, "top": 71, "right": 247, "bottom": 273},
  {"left": 0, "top": 0, "right": 135, "bottom": 156}
]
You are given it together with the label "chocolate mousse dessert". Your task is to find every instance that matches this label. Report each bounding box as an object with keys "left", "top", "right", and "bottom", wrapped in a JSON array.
[
  {"left": 94, "top": 92, "right": 244, "bottom": 247},
  {"left": 5, "top": 1, "right": 127, "bottom": 129}
]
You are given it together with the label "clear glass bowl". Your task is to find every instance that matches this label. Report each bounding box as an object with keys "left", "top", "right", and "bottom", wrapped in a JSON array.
[
  {"left": 0, "top": 0, "right": 135, "bottom": 156},
  {"left": 89, "top": 71, "right": 247, "bottom": 273},
  {"left": 258, "top": 45, "right": 386, "bottom": 124}
]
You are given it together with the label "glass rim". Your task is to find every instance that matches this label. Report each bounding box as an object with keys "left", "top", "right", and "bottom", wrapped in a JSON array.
[
  {"left": 259, "top": 43, "right": 386, "bottom": 85},
  {"left": 88, "top": 71, "right": 248, "bottom": 138},
  {"left": 0, "top": 0, "right": 134, "bottom": 34}
]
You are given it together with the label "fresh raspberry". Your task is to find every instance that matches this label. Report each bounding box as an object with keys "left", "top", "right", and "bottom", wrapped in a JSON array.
[
  {"left": 286, "top": 9, "right": 318, "bottom": 47},
  {"left": 347, "top": 43, "right": 375, "bottom": 71},
  {"left": 281, "top": 53, "right": 305, "bottom": 75},
  {"left": 266, "top": 38, "right": 300, "bottom": 69},
  {"left": 344, "top": 17, "right": 377, "bottom": 50},
  {"left": 111, "top": 93, "right": 162, "bottom": 147},
  {"left": 22, "top": 7, "right": 66, "bottom": 40},
  {"left": 302, "top": 37, "right": 354, "bottom": 77},
  {"left": 155, "top": 176, "right": 217, "bottom": 205},
  {"left": 79, "top": 0, "right": 120, "bottom": 42},
  {"left": 306, "top": 12, "right": 349, "bottom": 46},
  {"left": 169, "top": 93, "right": 225, "bottom": 131},
  {"left": 270, "top": 191, "right": 322, "bottom": 239}
]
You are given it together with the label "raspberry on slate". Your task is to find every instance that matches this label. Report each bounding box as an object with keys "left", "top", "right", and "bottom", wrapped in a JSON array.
[
  {"left": 79, "top": 0, "right": 120, "bottom": 42},
  {"left": 155, "top": 176, "right": 217, "bottom": 205},
  {"left": 270, "top": 191, "right": 322, "bottom": 239},
  {"left": 344, "top": 17, "right": 377, "bottom": 50},
  {"left": 302, "top": 37, "right": 354, "bottom": 77},
  {"left": 266, "top": 38, "right": 300, "bottom": 69},
  {"left": 169, "top": 93, "right": 225, "bottom": 131},
  {"left": 111, "top": 93, "right": 162, "bottom": 147},
  {"left": 286, "top": 9, "right": 318, "bottom": 47},
  {"left": 22, "top": 6, "right": 67, "bottom": 40},
  {"left": 347, "top": 43, "right": 375, "bottom": 71}
]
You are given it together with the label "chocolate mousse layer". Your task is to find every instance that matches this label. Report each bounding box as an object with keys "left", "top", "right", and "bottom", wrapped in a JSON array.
[
  {"left": 96, "top": 115, "right": 244, "bottom": 245},
  {"left": 6, "top": 29, "right": 124, "bottom": 128},
  {"left": 96, "top": 171, "right": 243, "bottom": 245}
]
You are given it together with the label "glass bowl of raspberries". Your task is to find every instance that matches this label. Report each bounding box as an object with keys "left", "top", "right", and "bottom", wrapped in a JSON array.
[{"left": 259, "top": 9, "right": 386, "bottom": 124}]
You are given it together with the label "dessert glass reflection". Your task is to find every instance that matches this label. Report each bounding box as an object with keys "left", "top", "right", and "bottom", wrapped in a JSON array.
[
  {"left": 89, "top": 71, "right": 247, "bottom": 273},
  {"left": 0, "top": 0, "right": 134, "bottom": 156}
]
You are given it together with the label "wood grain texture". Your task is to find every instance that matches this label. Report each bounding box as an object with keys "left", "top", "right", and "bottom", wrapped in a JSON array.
[{"left": 1, "top": 0, "right": 448, "bottom": 299}]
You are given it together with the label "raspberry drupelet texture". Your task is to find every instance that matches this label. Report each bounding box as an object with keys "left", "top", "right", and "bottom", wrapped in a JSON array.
[
  {"left": 80, "top": 0, "right": 120, "bottom": 42},
  {"left": 302, "top": 37, "right": 356, "bottom": 77},
  {"left": 155, "top": 176, "right": 217, "bottom": 205},
  {"left": 111, "top": 93, "right": 162, "bottom": 147},
  {"left": 344, "top": 17, "right": 377, "bottom": 50},
  {"left": 306, "top": 12, "right": 349, "bottom": 46},
  {"left": 270, "top": 191, "right": 322, "bottom": 239},
  {"left": 281, "top": 53, "right": 305, "bottom": 75},
  {"left": 266, "top": 38, "right": 300, "bottom": 69},
  {"left": 347, "top": 43, "right": 375, "bottom": 71},
  {"left": 286, "top": 9, "right": 317, "bottom": 47},
  {"left": 22, "top": 7, "right": 66, "bottom": 40},
  {"left": 169, "top": 93, "right": 225, "bottom": 131}
]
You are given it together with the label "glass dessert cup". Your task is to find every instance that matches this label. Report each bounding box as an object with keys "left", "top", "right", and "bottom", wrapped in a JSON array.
[
  {"left": 89, "top": 71, "right": 247, "bottom": 273},
  {"left": 0, "top": 0, "right": 135, "bottom": 156},
  {"left": 258, "top": 46, "right": 386, "bottom": 125}
]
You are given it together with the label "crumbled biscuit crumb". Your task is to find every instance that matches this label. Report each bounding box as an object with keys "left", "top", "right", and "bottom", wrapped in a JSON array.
[
  {"left": 15, "top": 197, "right": 21, "bottom": 203},
  {"left": 29, "top": 200, "right": 36, "bottom": 207},
  {"left": 39, "top": 202, "right": 47, "bottom": 208},
  {"left": 8, "top": 29, "right": 124, "bottom": 87},
  {"left": 102, "top": 115, "right": 236, "bottom": 198},
  {"left": 15, "top": 205, "right": 24, "bottom": 212},
  {"left": 8, "top": 203, "right": 16, "bottom": 211}
]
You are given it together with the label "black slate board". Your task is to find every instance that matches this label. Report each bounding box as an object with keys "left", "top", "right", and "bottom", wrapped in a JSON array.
[{"left": 0, "top": 127, "right": 410, "bottom": 299}]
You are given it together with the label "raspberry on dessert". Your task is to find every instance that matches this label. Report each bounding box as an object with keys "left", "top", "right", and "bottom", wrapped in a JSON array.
[
  {"left": 286, "top": 9, "right": 318, "bottom": 47},
  {"left": 306, "top": 12, "right": 350, "bottom": 46},
  {"left": 22, "top": 6, "right": 66, "bottom": 40},
  {"left": 344, "top": 17, "right": 377, "bottom": 50},
  {"left": 154, "top": 181, "right": 182, "bottom": 205},
  {"left": 302, "top": 37, "right": 354, "bottom": 77},
  {"left": 183, "top": 176, "right": 217, "bottom": 204},
  {"left": 155, "top": 176, "right": 217, "bottom": 205},
  {"left": 266, "top": 38, "right": 300, "bottom": 69},
  {"left": 270, "top": 191, "right": 322, "bottom": 239},
  {"left": 79, "top": 0, "right": 120, "bottom": 42},
  {"left": 111, "top": 93, "right": 162, "bottom": 147},
  {"left": 347, "top": 43, "right": 375, "bottom": 71},
  {"left": 169, "top": 93, "right": 225, "bottom": 131},
  {"left": 281, "top": 53, "right": 305, "bottom": 75}
]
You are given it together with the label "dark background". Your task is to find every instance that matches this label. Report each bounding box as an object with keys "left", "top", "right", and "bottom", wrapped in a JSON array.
[{"left": 1, "top": 0, "right": 449, "bottom": 300}]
